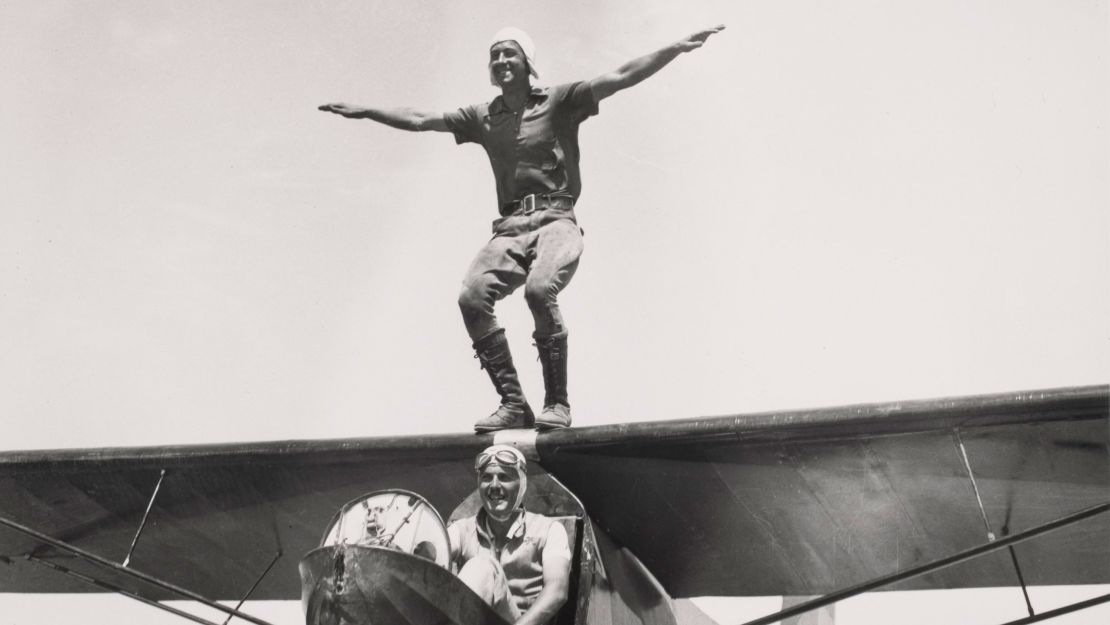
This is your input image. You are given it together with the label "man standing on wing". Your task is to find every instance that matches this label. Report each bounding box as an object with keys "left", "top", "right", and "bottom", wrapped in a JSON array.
[{"left": 320, "top": 25, "right": 725, "bottom": 432}]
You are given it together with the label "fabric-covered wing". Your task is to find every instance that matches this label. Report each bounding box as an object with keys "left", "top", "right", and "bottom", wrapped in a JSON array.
[
  {"left": 0, "top": 434, "right": 490, "bottom": 600},
  {"left": 1, "top": 385, "right": 1106, "bottom": 604},
  {"left": 535, "top": 385, "right": 1110, "bottom": 598}
]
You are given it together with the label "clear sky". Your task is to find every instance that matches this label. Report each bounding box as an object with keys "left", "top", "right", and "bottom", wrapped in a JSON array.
[{"left": 1, "top": 1, "right": 1107, "bottom": 624}]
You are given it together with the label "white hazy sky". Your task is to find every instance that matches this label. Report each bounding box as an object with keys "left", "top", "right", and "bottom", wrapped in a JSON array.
[{"left": 1, "top": 1, "right": 1107, "bottom": 624}]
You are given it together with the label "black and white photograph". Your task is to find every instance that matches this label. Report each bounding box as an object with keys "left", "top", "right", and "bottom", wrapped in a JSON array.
[{"left": 2, "top": 1, "right": 1107, "bottom": 624}]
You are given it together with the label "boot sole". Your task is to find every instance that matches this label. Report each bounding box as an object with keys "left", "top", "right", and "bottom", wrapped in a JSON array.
[
  {"left": 534, "top": 421, "right": 571, "bottom": 430},
  {"left": 473, "top": 424, "right": 533, "bottom": 433},
  {"left": 473, "top": 405, "right": 535, "bottom": 433}
]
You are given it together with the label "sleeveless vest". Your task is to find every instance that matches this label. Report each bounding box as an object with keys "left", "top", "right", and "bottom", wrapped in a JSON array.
[{"left": 450, "top": 509, "right": 557, "bottom": 613}]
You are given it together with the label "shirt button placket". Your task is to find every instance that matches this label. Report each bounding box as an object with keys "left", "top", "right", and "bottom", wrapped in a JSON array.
[
  {"left": 514, "top": 108, "right": 524, "bottom": 150},
  {"left": 512, "top": 108, "right": 525, "bottom": 185}
]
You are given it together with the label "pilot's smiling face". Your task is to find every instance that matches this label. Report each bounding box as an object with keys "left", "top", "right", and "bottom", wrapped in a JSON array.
[{"left": 479, "top": 464, "right": 521, "bottom": 519}]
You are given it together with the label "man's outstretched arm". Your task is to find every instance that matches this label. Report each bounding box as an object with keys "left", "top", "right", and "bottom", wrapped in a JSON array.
[
  {"left": 588, "top": 25, "right": 725, "bottom": 102},
  {"left": 318, "top": 103, "right": 450, "bottom": 132}
]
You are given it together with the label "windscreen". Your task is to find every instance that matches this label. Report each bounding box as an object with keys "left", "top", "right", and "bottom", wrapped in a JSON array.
[{"left": 320, "top": 489, "right": 450, "bottom": 569}]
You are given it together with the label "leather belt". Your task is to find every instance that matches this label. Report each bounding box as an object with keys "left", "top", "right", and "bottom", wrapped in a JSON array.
[{"left": 502, "top": 193, "right": 575, "bottom": 216}]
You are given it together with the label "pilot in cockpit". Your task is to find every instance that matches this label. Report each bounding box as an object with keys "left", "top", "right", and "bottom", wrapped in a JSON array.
[{"left": 448, "top": 445, "right": 571, "bottom": 625}]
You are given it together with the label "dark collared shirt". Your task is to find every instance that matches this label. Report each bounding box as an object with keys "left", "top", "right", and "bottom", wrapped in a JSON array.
[{"left": 444, "top": 82, "right": 599, "bottom": 214}]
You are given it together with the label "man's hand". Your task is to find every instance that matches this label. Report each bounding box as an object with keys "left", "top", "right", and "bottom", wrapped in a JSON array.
[
  {"left": 318, "top": 103, "right": 364, "bottom": 118},
  {"left": 589, "top": 24, "right": 727, "bottom": 101},
  {"left": 675, "top": 25, "right": 726, "bottom": 52}
]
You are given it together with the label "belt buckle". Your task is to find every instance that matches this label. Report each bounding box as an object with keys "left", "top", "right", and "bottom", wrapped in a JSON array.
[{"left": 521, "top": 194, "right": 537, "bottom": 215}]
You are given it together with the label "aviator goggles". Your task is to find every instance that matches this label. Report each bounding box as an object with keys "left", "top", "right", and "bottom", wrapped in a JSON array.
[{"left": 475, "top": 447, "right": 526, "bottom": 472}]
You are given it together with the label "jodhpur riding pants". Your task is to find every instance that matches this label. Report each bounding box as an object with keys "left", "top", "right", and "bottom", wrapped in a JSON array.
[{"left": 458, "top": 208, "right": 583, "bottom": 342}]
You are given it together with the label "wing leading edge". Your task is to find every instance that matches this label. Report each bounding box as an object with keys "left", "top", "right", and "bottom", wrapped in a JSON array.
[
  {"left": 535, "top": 385, "right": 1110, "bottom": 597},
  {"left": 0, "top": 385, "right": 1106, "bottom": 604},
  {"left": 0, "top": 434, "right": 491, "bottom": 599}
]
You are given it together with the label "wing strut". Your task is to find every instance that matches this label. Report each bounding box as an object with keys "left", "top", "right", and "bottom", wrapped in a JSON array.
[
  {"left": 123, "top": 468, "right": 167, "bottom": 567},
  {"left": 0, "top": 513, "right": 276, "bottom": 625},
  {"left": 222, "top": 549, "right": 283, "bottom": 625},
  {"left": 221, "top": 515, "right": 284, "bottom": 625},
  {"left": 998, "top": 592, "right": 1110, "bottom": 625},
  {"left": 954, "top": 429, "right": 1035, "bottom": 618},
  {"left": 24, "top": 555, "right": 225, "bottom": 625},
  {"left": 738, "top": 501, "right": 1109, "bottom": 625}
]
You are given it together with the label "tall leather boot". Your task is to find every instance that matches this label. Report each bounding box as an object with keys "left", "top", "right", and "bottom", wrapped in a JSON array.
[
  {"left": 472, "top": 329, "right": 535, "bottom": 432},
  {"left": 534, "top": 331, "right": 571, "bottom": 429}
]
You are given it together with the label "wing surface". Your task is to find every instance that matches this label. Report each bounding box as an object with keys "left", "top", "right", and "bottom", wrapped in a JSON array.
[
  {"left": 535, "top": 385, "right": 1110, "bottom": 597},
  {"left": 0, "top": 434, "right": 489, "bottom": 600},
  {"left": 1, "top": 385, "right": 1105, "bottom": 602}
]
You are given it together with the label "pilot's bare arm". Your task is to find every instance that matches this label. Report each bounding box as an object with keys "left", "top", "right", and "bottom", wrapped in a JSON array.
[
  {"left": 513, "top": 551, "right": 571, "bottom": 625},
  {"left": 318, "top": 103, "right": 450, "bottom": 132},
  {"left": 588, "top": 25, "right": 726, "bottom": 102}
]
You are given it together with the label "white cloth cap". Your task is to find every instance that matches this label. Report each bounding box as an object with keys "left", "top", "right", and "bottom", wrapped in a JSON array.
[{"left": 489, "top": 26, "right": 540, "bottom": 83}]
